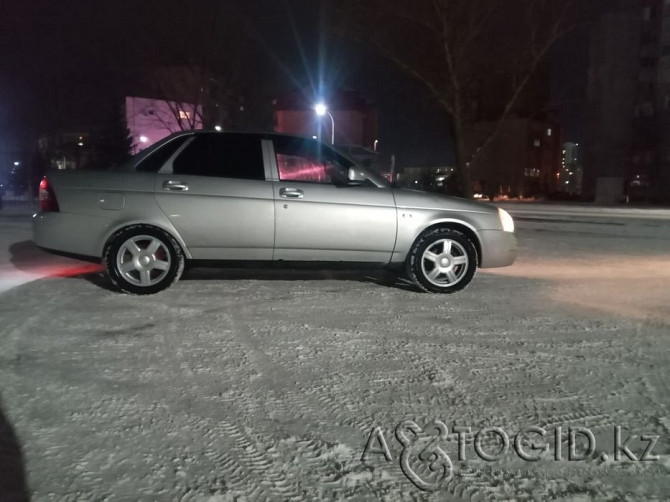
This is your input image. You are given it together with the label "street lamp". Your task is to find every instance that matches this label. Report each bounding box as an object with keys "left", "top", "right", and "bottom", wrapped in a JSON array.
[{"left": 314, "top": 103, "right": 335, "bottom": 145}]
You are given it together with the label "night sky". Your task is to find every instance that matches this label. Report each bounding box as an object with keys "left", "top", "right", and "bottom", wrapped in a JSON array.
[{"left": 0, "top": 0, "right": 612, "bottom": 176}]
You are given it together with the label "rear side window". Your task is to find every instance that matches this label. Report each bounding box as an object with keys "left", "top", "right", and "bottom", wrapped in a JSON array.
[
  {"left": 136, "top": 136, "right": 190, "bottom": 172},
  {"left": 172, "top": 134, "right": 265, "bottom": 180}
]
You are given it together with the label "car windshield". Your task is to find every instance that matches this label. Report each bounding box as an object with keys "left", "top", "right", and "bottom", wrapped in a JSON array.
[{"left": 334, "top": 152, "right": 390, "bottom": 188}]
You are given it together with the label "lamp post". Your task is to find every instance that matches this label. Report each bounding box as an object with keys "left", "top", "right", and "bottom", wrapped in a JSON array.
[{"left": 314, "top": 103, "right": 335, "bottom": 145}]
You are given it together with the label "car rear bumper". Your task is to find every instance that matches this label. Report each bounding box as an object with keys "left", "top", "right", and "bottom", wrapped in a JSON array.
[
  {"left": 33, "top": 212, "right": 109, "bottom": 259},
  {"left": 478, "top": 230, "right": 517, "bottom": 268}
]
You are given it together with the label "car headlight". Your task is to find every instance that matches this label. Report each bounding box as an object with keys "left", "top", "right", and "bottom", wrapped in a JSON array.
[{"left": 498, "top": 208, "right": 514, "bottom": 233}]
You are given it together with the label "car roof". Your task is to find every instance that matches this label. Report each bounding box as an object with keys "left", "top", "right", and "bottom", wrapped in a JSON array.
[{"left": 163, "top": 130, "right": 319, "bottom": 142}]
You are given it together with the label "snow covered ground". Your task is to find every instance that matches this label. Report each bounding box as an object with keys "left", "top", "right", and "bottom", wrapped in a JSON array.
[{"left": 1, "top": 207, "right": 669, "bottom": 501}]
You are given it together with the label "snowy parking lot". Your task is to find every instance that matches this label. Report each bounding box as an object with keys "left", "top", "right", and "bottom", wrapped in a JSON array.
[{"left": 1, "top": 205, "right": 669, "bottom": 500}]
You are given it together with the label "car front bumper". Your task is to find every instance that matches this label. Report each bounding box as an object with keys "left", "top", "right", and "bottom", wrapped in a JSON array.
[{"left": 478, "top": 230, "right": 517, "bottom": 268}]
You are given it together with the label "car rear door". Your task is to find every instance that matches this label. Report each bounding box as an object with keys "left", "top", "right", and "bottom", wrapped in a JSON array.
[
  {"left": 154, "top": 133, "right": 275, "bottom": 260},
  {"left": 269, "top": 136, "right": 397, "bottom": 262}
]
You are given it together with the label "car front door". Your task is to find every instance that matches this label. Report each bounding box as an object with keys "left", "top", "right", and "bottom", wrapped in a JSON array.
[
  {"left": 270, "top": 136, "right": 397, "bottom": 262},
  {"left": 154, "top": 133, "right": 275, "bottom": 260}
]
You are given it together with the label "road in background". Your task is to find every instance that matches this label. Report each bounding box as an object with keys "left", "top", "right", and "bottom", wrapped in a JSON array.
[{"left": 495, "top": 202, "right": 670, "bottom": 324}]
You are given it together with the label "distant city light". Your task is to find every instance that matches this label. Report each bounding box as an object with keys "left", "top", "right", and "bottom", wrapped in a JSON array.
[
  {"left": 139, "top": 136, "right": 149, "bottom": 143},
  {"left": 214, "top": 125, "right": 222, "bottom": 132},
  {"left": 77, "top": 142, "right": 84, "bottom": 146},
  {"left": 13, "top": 161, "right": 20, "bottom": 166},
  {"left": 312, "top": 135, "right": 317, "bottom": 139}
]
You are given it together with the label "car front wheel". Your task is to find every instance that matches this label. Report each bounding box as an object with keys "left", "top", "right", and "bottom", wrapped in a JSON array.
[
  {"left": 407, "top": 228, "right": 478, "bottom": 293},
  {"left": 104, "top": 225, "right": 185, "bottom": 295}
]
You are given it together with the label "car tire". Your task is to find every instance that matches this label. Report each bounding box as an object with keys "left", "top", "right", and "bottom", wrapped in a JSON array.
[
  {"left": 104, "top": 225, "right": 185, "bottom": 295},
  {"left": 406, "top": 227, "right": 478, "bottom": 294}
]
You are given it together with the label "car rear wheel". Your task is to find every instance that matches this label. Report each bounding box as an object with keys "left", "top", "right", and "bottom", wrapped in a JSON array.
[
  {"left": 406, "top": 228, "right": 478, "bottom": 293},
  {"left": 104, "top": 226, "right": 184, "bottom": 295}
]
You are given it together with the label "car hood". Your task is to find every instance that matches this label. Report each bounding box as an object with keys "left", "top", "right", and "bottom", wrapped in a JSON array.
[{"left": 392, "top": 188, "right": 497, "bottom": 215}]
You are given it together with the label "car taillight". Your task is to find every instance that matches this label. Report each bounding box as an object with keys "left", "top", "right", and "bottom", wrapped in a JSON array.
[{"left": 39, "top": 177, "right": 59, "bottom": 212}]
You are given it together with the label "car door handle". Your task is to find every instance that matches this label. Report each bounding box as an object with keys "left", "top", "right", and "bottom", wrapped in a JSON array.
[
  {"left": 163, "top": 180, "right": 189, "bottom": 191},
  {"left": 279, "top": 187, "right": 304, "bottom": 199}
]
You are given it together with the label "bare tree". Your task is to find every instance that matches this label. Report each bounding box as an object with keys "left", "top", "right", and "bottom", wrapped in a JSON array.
[
  {"left": 143, "top": 65, "right": 208, "bottom": 132},
  {"left": 335, "top": 0, "right": 573, "bottom": 197},
  {"left": 128, "top": 1, "right": 253, "bottom": 132}
]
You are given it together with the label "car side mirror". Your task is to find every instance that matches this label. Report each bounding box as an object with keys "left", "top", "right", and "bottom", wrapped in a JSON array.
[{"left": 348, "top": 167, "right": 367, "bottom": 182}]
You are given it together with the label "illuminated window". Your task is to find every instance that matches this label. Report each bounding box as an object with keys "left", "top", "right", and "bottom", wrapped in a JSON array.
[
  {"left": 547, "top": 128, "right": 552, "bottom": 137},
  {"left": 524, "top": 168, "right": 540, "bottom": 178},
  {"left": 533, "top": 139, "right": 541, "bottom": 148},
  {"left": 179, "top": 110, "right": 191, "bottom": 120}
]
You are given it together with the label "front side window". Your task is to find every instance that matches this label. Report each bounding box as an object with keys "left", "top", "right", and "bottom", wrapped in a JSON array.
[
  {"left": 173, "top": 134, "right": 265, "bottom": 180},
  {"left": 273, "top": 137, "right": 353, "bottom": 185}
]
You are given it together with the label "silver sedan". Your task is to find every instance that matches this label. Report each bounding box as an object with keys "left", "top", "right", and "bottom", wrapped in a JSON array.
[{"left": 33, "top": 131, "right": 517, "bottom": 294}]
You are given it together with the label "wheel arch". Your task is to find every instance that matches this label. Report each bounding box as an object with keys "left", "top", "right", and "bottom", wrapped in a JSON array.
[
  {"left": 101, "top": 221, "right": 191, "bottom": 259},
  {"left": 410, "top": 221, "right": 483, "bottom": 267}
]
